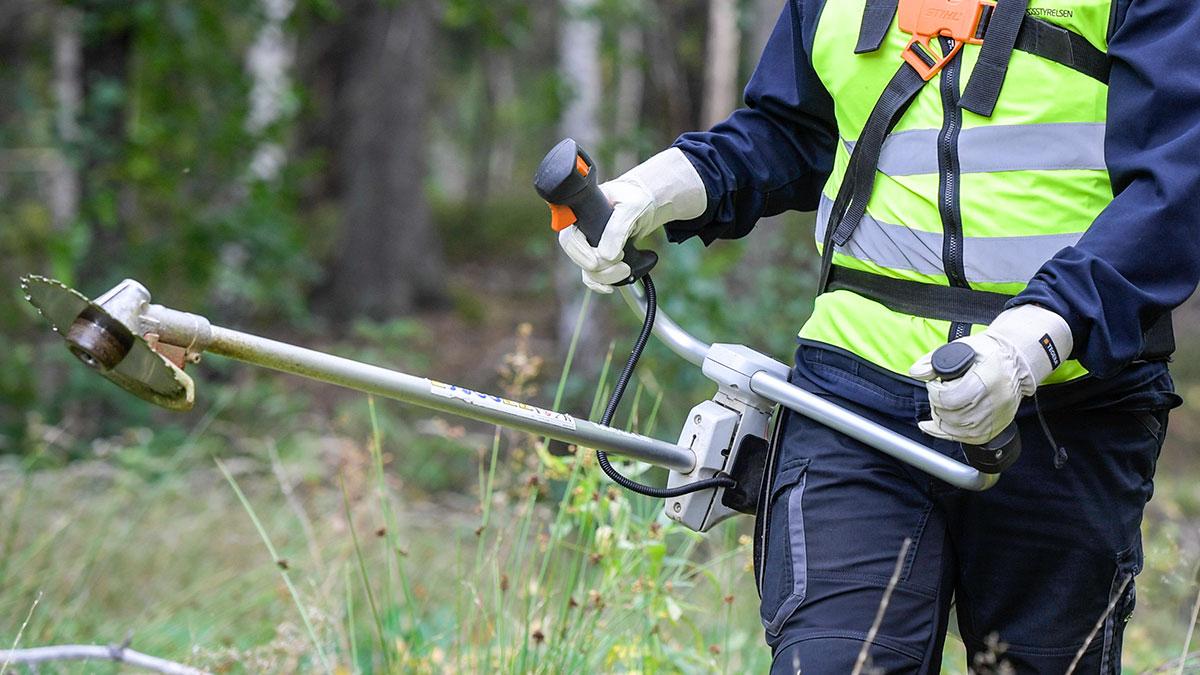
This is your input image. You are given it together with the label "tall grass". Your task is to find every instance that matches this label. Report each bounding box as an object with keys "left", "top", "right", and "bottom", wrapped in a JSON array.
[
  {"left": 316, "top": 312, "right": 765, "bottom": 673},
  {"left": 1, "top": 308, "right": 1198, "bottom": 672}
]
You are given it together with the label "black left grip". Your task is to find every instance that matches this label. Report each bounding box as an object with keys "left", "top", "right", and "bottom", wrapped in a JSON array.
[
  {"left": 930, "top": 341, "right": 1022, "bottom": 474},
  {"left": 534, "top": 138, "right": 657, "bottom": 284}
]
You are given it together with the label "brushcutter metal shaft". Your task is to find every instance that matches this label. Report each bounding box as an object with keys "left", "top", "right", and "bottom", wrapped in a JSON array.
[{"left": 203, "top": 324, "right": 696, "bottom": 473}]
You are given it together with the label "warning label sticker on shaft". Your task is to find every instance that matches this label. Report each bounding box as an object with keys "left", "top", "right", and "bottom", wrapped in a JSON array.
[{"left": 429, "top": 381, "right": 577, "bottom": 431}]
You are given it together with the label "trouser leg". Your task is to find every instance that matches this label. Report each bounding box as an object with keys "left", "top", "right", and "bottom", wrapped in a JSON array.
[
  {"left": 952, "top": 404, "right": 1170, "bottom": 674},
  {"left": 760, "top": 344, "right": 1175, "bottom": 673},
  {"left": 758, "top": 386, "right": 958, "bottom": 674}
]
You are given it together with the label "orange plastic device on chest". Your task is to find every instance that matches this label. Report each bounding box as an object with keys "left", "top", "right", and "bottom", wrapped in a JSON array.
[{"left": 898, "top": 0, "right": 996, "bottom": 80}]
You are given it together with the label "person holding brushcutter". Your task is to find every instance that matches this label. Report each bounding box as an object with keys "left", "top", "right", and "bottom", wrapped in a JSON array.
[{"left": 558, "top": 0, "right": 1199, "bottom": 671}]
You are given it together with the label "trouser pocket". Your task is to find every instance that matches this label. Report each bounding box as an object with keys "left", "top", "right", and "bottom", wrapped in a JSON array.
[
  {"left": 756, "top": 457, "right": 811, "bottom": 636},
  {"left": 1100, "top": 540, "right": 1142, "bottom": 673}
]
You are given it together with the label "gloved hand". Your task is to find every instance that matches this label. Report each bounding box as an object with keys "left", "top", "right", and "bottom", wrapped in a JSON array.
[
  {"left": 909, "top": 304, "right": 1073, "bottom": 445},
  {"left": 558, "top": 147, "right": 706, "bottom": 293}
]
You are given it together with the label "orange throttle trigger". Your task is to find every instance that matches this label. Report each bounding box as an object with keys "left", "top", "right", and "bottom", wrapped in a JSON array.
[
  {"left": 546, "top": 154, "right": 592, "bottom": 232},
  {"left": 549, "top": 203, "right": 577, "bottom": 233},
  {"left": 898, "top": 0, "right": 995, "bottom": 81}
]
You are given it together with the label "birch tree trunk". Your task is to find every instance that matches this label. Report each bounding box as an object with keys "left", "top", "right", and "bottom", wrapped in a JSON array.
[
  {"left": 245, "top": 0, "right": 295, "bottom": 181},
  {"left": 646, "top": 0, "right": 692, "bottom": 133},
  {"left": 750, "top": 0, "right": 781, "bottom": 60},
  {"left": 51, "top": 5, "right": 82, "bottom": 232},
  {"left": 485, "top": 49, "right": 518, "bottom": 197},
  {"left": 554, "top": 0, "right": 604, "bottom": 358},
  {"left": 701, "top": 0, "right": 741, "bottom": 129}
]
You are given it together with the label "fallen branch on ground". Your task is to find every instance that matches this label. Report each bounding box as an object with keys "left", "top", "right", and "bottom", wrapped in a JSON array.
[{"left": 0, "top": 644, "right": 210, "bottom": 675}]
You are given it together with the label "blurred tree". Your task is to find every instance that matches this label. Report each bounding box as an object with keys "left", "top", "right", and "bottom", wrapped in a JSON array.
[
  {"left": 554, "top": 0, "right": 604, "bottom": 360},
  {"left": 438, "top": 0, "right": 535, "bottom": 200},
  {"left": 51, "top": 5, "right": 83, "bottom": 232},
  {"left": 749, "top": 0, "right": 780, "bottom": 61},
  {"left": 611, "top": 4, "right": 645, "bottom": 173},
  {"left": 701, "top": 0, "right": 740, "bottom": 128},
  {"left": 645, "top": 0, "right": 697, "bottom": 135},
  {"left": 299, "top": 0, "right": 446, "bottom": 322}
]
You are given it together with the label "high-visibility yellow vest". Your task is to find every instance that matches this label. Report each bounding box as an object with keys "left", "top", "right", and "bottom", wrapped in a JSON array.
[{"left": 800, "top": 0, "right": 1116, "bottom": 383}]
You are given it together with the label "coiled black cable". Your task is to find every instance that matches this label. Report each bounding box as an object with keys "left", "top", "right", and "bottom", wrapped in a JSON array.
[{"left": 595, "top": 274, "right": 737, "bottom": 498}]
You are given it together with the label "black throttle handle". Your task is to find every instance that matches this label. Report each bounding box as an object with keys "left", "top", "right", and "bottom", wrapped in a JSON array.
[
  {"left": 930, "top": 341, "right": 1022, "bottom": 474},
  {"left": 534, "top": 138, "right": 658, "bottom": 285}
]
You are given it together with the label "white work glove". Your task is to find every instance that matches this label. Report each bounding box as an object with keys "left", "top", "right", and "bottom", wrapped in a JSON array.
[
  {"left": 558, "top": 147, "right": 706, "bottom": 293},
  {"left": 909, "top": 304, "right": 1074, "bottom": 445}
]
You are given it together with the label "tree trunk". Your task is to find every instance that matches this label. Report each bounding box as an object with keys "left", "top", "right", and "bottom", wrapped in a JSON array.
[
  {"left": 484, "top": 48, "right": 518, "bottom": 197},
  {"left": 51, "top": 5, "right": 82, "bottom": 232},
  {"left": 555, "top": 0, "right": 604, "bottom": 358},
  {"left": 750, "top": 0, "right": 780, "bottom": 62},
  {"left": 245, "top": 0, "right": 295, "bottom": 181},
  {"left": 314, "top": 0, "right": 445, "bottom": 322},
  {"left": 646, "top": 0, "right": 693, "bottom": 133},
  {"left": 701, "top": 0, "right": 740, "bottom": 129},
  {"left": 613, "top": 25, "right": 645, "bottom": 173},
  {"left": 77, "top": 5, "right": 132, "bottom": 289}
]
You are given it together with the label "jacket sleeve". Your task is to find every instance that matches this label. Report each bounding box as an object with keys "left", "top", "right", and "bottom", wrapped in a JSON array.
[
  {"left": 1012, "top": 0, "right": 1200, "bottom": 378},
  {"left": 664, "top": 1, "right": 838, "bottom": 244}
]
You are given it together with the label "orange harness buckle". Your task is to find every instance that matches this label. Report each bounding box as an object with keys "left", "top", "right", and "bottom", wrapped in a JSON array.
[{"left": 898, "top": 0, "right": 996, "bottom": 81}]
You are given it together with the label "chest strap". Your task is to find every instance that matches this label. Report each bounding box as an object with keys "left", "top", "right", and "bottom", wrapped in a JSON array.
[{"left": 826, "top": 266, "right": 1176, "bottom": 362}]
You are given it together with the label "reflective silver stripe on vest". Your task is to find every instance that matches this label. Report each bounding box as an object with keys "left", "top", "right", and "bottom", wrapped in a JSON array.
[
  {"left": 843, "top": 123, "right": 1107, "bottom": 177},
  {"left": 816, "top": 196, "right": 1083, "bottom": 283}
]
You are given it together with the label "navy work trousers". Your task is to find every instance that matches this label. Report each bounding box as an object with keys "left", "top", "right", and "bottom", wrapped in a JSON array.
[{"left": 757, "top": 343, "right": 1179, "bottom": 674}]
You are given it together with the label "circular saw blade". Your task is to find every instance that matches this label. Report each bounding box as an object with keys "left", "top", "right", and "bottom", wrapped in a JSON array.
[{"left": 21, "top": 275, "right": 195, "bottom": 411}]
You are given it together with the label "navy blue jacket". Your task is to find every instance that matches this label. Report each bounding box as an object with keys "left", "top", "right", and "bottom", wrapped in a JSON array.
[{"left": 667, "top": 0, "right": 1200, "bottom": 379}]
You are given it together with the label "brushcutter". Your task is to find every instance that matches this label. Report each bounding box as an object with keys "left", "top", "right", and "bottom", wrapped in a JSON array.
[{"left": 20, "top": 140, "right": 1012, "bottom": 534}]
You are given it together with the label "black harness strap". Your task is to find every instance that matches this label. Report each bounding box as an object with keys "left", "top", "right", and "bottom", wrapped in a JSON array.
[
  {"left": 816, "top": 62, "right": 927, "bottom": 293},
  {"left": 827, "top": 266, "right": 1010, "bottom": 325},
  {"left": 856, "top": 0, "right": 900, "bottom": 54},
  {"left": 853, "top": 0, "right": 1111, "bottom": 84},
  {"left": 821, "top": 4, "right": 1115, "bottom": 292},
  {"left": 1015, "top": 17, "right": 1111, "bottom": 83},
  {"left": 960, "top": 0, "right": 1030, "bottom": 116},
  {"left": 830, "top": 66, "right": 927, "bottom": 249},
  {"left": 825, "top": 265, "right": 1176, "bottom": 361},
  {"left": 1141, "top": 312, "right": 1176, "bottom": 362}
]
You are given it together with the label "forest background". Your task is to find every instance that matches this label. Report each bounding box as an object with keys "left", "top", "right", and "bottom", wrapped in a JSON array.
[{"left": 1, "top": 0, "right": 1198, "bottom": 672}]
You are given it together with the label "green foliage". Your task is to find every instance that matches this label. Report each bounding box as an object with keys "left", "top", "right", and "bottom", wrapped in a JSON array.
[
  {"left": 2, "top": 1, "right": 317, "bottom": 451},
  {"left": 433, "top": 195, "right": 553, "bottom": 264}
]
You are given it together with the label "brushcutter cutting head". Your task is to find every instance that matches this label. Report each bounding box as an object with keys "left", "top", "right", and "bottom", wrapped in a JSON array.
[{"left": 21, "top": 275, "right": 195, "bottom": 411}]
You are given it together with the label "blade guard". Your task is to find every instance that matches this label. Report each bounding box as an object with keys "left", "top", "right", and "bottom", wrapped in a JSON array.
[{"left": 899, "top": 0, "right": 995, "bottom": 80}]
